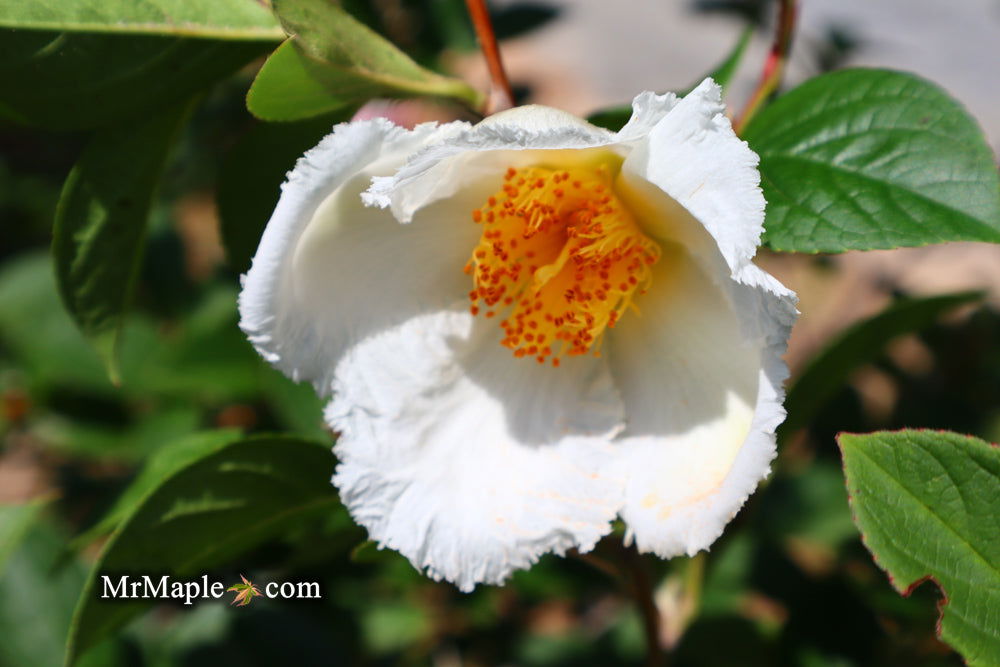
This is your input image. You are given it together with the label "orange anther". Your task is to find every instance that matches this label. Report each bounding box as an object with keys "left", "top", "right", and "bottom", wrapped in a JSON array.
[{"left": 465, "top": 163, "right": 660, "bottom": 366}]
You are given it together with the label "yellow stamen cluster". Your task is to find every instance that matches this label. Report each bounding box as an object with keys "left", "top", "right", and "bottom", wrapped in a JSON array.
[{"left": 465, "top": 164, "right": 661, "bottom": 366}]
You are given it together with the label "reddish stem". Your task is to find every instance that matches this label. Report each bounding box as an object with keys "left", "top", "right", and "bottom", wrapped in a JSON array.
[
  {"left": 734, "top": 0, "right": 799, "bottom": 134},
  {"left": 464, "top": 0, "right": 515, "bottom": 114}
]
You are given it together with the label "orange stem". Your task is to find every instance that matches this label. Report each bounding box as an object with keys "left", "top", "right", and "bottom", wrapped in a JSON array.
[
  {"left": 734, "top": 0, "right": 799, "bottom": 135},
  {"left": 464, "top": 0, "right": 515, "bottom": 114}
]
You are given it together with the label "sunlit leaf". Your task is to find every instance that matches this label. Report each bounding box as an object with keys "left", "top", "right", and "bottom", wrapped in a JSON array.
[
  {"left": 839, "top": 430, "right": 1000, "bottom": 665},
  {"left": 248, "top": 0, "right": 481, "bottom": 121},
  {"left": 745, "top": 69, "right": 1000, "bottom": 252},
  {"left": 53, "top": 101, "right": 194, "bottom": 382},
  {"left": 0, "top": 0, "right": 283, "bottom": 39},
  {"left": 247, "top": 40, "right": 362, "bottom": 121}
]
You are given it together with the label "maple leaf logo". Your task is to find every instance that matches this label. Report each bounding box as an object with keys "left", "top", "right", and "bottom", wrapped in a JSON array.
[{"left": 227, "top": 575, "right": 262, "bottom": 607}]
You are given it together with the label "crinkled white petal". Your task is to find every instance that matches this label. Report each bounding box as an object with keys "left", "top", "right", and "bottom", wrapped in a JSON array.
[
  {"left": 602, "top": 142, "right": 796, "bottom": 555},
  {"left": 605, "top": 81, "right": 795, "bottom": 557},
  {"left": 607, "top": 242, "right": 793, "bottom": 557},
  {"left": 364, "top": 104, "right": 619, "bottom": 223},
  {"left": 239, "top": 118, "right": 483, "bottom": 395},
  {"left": 622, "top": 78, "right": 766, "bottom": 277},
  {"left": 329, "top": 309, "right": 625, "bottom": 592},
  {"left": 615, "top": 90, "right": 680, "bottom": 142}
]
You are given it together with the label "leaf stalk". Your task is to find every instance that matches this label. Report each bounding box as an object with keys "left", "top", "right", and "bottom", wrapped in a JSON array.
[
  {"left": 734, "top": 0, "right": 799, "bottom": 134},
  {"left": 463, "top": 0, "right": 514, "bottom": 114}
]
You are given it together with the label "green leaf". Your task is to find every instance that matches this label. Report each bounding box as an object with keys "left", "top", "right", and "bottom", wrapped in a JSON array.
[
  {"left": 52, "top": 100, "right": 194, "bottom": 383},
  {"left": 586, "top": 25, "right": 752, "bottom": 132},
  {"left": 38, "top": 407, "right": 202, "bottom": 463},
  {"left": 248, "top": 0, "right": 481, "bottom": 121},
  {"left": 0, "top": 0, "right": 283, "bottom": 39},
  {"left": 781, "top": 291, "right": 983, "bottom": 437},
  {"left": 274, "top": 0, "right": 471, "bottom": 97},
  {"left": 839, "top": 430, "right": 1000, "bottom": 665},
  {"left": 247, "top": 40, "right": 360, "bottom": 121},
  {"left": 71, "top": 430, "right": 242, "bottom": 547},
  {"left": 66, "top": 434, "right": 337, "bottom": 665},
  {"left": 0, "top": 31, "right": 267, "bottom": 130},
  {"left": 218, "top": 112, "right": 352, "bottom": 271},
  {"left": 744, "top": 69, "right": 1000, "bottom": 253}
]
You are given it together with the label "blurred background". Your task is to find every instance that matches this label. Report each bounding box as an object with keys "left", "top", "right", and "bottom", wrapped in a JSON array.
[{"left": 1, "top": 0, "right": 998, "bottom": 665}]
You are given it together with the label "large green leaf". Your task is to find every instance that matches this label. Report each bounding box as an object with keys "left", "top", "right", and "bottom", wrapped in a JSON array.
[
  {"left": 0, "top": 0, "right": 282, "bottom": 39},
  {"left": 781, "top": 291, "right": 982, "bottom": 437},
  {"left": 248, "top": 0, "right": 480, "bottom": 121},
  {"left": 71, "top": 430, "right": 242, "bottom": 547},
  {"left": 744, "top": 69, "right": 1000, "bottom": 252},
  {"left": 839, "top": 430, "right": 1000, "bottom": 665},
  {"left": 52, "top": 101, "right": 193, "bottom": 382},
  {"left": 247, "top": 39, "right": 370, "bottom": 121},
  {"left": 66, "top": 434, "right": 337, "bottom": 665},
  {"left": 0, "top": 31, "right": 267, "bottom": 130}
]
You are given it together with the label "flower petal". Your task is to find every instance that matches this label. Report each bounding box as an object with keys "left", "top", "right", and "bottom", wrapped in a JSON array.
[
  {"left": 622, "top": 78, "right": 765, "bottom": 276},
  {"left": 615, "top": 91, "right": 679, "bottom": 142},
  {"left": 607, "top": 239, "right": 795, "bottom": 557},
  {"left": 364, "top": 104, "right": 618, "bottom": 223},
  {"left": 329, "top": 308, "right": 625, "bottom": 591},
  {"left": 239, "top": 118, "right": 490, "bottom": 394}
]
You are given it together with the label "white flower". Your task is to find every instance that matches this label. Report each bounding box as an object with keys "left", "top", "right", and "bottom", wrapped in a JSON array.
[{"left": 239, "top": 79, "right": 798, "bottom": 592}]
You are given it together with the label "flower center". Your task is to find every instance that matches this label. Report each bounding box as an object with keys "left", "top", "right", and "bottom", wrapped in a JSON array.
[{"left": 465, "top": 163, "right": 661, "bottom": 366}]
